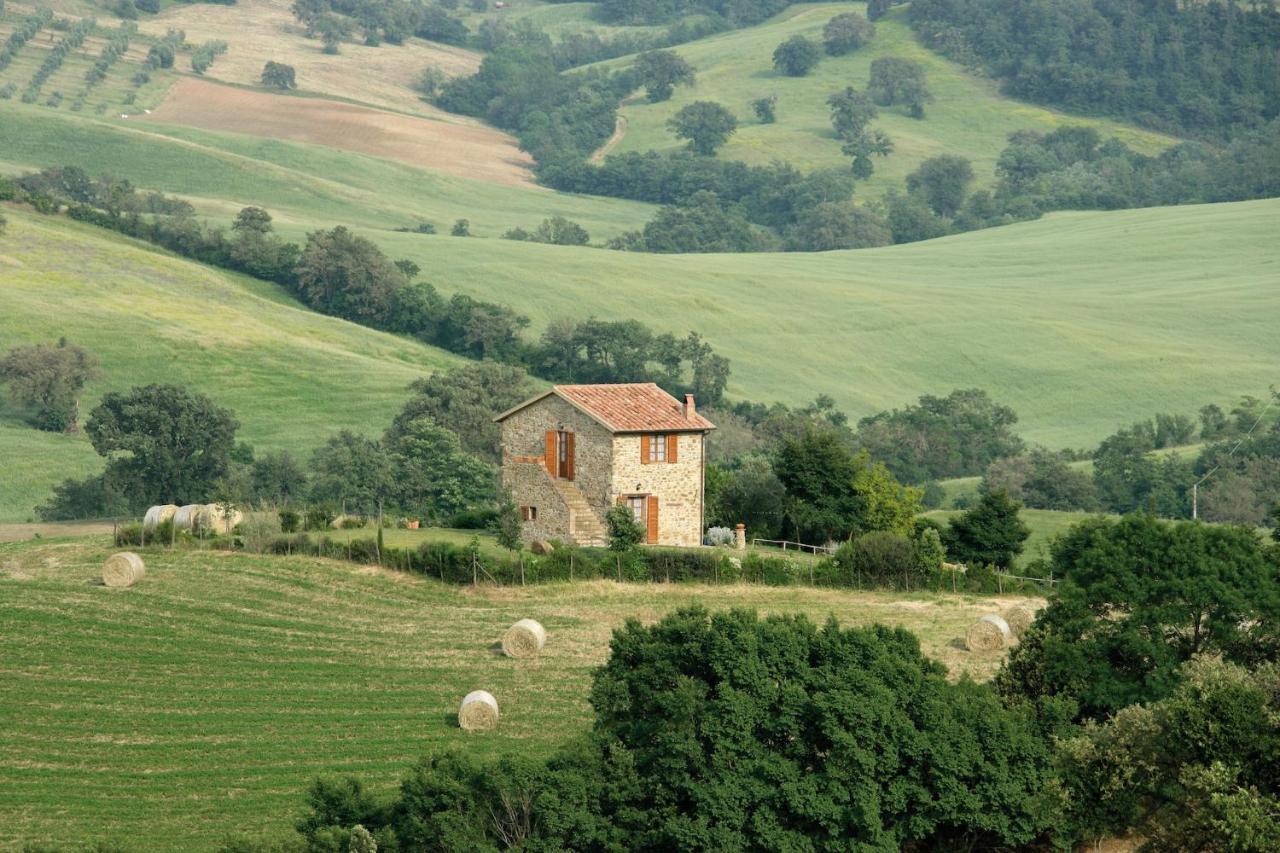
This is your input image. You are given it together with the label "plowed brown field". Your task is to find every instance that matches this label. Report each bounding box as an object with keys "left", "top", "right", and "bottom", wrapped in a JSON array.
[{"left": 141, "top": 77, "right": 536, "bottom": 186}]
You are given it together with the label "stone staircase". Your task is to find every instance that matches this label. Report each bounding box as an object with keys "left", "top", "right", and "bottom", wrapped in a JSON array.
[{"left": 551, "top": 478, "right": 607, "bottom": 547}]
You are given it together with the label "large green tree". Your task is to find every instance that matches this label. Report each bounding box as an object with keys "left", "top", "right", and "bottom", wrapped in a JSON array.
[
  {"left": 85, "top": 384, "right": 239, "bottom": 505},
  {"left": 386, "top": 417, "right": 494, "bottom": 519},
  {"left": 997, "top": 515, "right": 1280, "bottom": 721},
  {"left": 906, "top": 155, "right": 974, "bottom": 217},
  {"left": 867, "top": 56, "right": 932, "bottom": 117},
  {"left": 772, "top": 35, "right": 821, "bottom": 76},
  {"left": 823, "top": 11, "right": 875, "bottom": 55},
  {"left": 0, "top": 338, "right": 100, "bottom": 432},
  {"left": 387, "top": 362, "right": 535, "bottom": 463},
  {"left": 633, "top": 49, "right": 694, "bottom": 102},
  {"left": 943, "top": 489, "right": 1029, "bottom": 569},
  {"left": 667, "top": 101, "right": 738, "bottom": 156},
  {"left": 294, "top": 226, "right": 407, "bottom": 324},
  {"left": 308, "top": 431, "right": 394, "bottom": 514}
]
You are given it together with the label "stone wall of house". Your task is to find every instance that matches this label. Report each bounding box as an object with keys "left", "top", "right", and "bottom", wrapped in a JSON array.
[
  {"left": 500, "top": 395, "right": 614, "bottom": 525},
  {"left": 501, "top": 460, "right": 569, "bottom": 544},
  {"left": 611, "top": 432, "right": 706, "bottom": 547}
]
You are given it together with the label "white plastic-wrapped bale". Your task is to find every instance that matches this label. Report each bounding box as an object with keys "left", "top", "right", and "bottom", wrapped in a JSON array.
[
  {"left": 1003, "top": 606, "right": 1036, "bottom": 638},
  {"left": 173, "top": 504, "right": 202, "bottom": 531},
  {"left": 103, "top": 552, "right": 145, "bottom": 588},
  {"left": 458, "top": 690, "right": 500, "bottom": 731},
  {"left": 965, "top": 614, "right": 1012, "bottom": 652},
  {"left": 501, "top": 618, "right": 547, "bottom": 658},
  {"left": 143, "top": 504, "right": 178, "bottom": 532}
]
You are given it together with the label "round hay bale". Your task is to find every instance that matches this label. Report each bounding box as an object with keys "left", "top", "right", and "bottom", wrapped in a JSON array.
[
  {"left": 173, "top": 504, "right": 201, "bottom": 531},
  {"left": 197, "top": 504, "right": 243, "bottom": 533},
  {"left": 502, "top": 618, "right": 547, "bottom": 658},
  {"left": 143, "top": 504, "right": 178, "bottom": 532},
  {"left": 966, "top": 614, "right": 1011, "bottom": 652},
  {"left": 530, "top": 540, "right": 554, "bottom": 555},
  {"left": 1003, "top": 606, "right": 1036, "bottom": 638},
  {"left": 103, "top": 552, "right": 145, "bottom": 588},
  {"left": 458, "top": 690, "right": 499, "bottom": 731}
]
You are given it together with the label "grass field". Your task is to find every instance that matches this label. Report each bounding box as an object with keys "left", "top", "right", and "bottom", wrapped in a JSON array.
[
  {"left": 0, "top": 207, "right": 466, "bottom": 522},
  {"left": 143, "top": 77, "right": 538, "bottom": 187},
  {"left": 0, "top": 102, "right": 658, "bottom": 238},
  {"left": 375, "top": 197, "right": 1280, "bottom": 449},
  {"left": 0, "top": 536, "right": 1044, "bottom": 850},
  {"left": 590, "top": 4, "right": 1178, "bottom": 194}
]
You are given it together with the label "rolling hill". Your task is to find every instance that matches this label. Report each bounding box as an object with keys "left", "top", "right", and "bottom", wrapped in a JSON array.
[
  {"left": 590, "top": 4, "right": 1178, "bottom": 193},
  {"left": 0, "top": 207, "right": 465, "bottom": 522}
]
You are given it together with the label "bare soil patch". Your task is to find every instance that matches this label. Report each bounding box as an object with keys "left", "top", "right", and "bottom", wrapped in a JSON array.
[
  {"left": 141, "top": 77, "right": 536, "bottom": 187},
  {"left": 139, "top": 0, "right": 480, "bottom": 117}
]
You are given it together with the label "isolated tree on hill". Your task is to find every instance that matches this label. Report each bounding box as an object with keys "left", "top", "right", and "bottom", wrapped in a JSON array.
[
  {"left": 772, "top": 35, "right": 821, "bottom": 76},
  {"left": 261, "top": 61, "right": 296, "bottom": 90},
  {"left": 868, "top": 56, "right": 932, "bottom": 117},
  {"left": 751, "top": 94, "right": 777, "bottom": 123},
  {"left": 907, "top": 154, "right": 974, "bottom": 217},
  {"left": 0, "top": 339, "right": 101, "bottom": 432},
  {"left": 866, "top": 0, "right": 893, "bottom": 21},
  {"left": 667, "top": 101, "right": 737, "bottom": 155},
  {"left": 829, "top": 87, "right": 894, "bottom": 177},
  {"left": 530, "top": 216, "right": 589, "bottom": 245},
  {"left": 633, "top": 50, "right": 694, "bottom": 102},
  {"left": 85, "top": 384, "right": 239, "bottom": 504},
  {"left": 823, "top": 12, "right": 875, "bottom": 55},
  {"left": 943, "top": 489, "right": 1028, "bottom": 570},
  {"left": 295, "top": 226, "right": 408, "bottom": 324}
]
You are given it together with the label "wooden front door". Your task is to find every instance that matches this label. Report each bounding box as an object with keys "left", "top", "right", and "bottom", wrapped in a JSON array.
[{"left": 555, "top": 430, "right": 575, "bottom": 480}]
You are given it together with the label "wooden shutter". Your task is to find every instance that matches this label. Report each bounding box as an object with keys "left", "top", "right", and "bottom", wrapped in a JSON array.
[
  {"left": 666, "top": 434, "right": 678, "bottom": 463},
  {"left": 617, "top": 496, "right": 627, "bottom": 506},
  {"left": 544, "top": 431, "right": 556, "bottom": 477},
  {"left": 564, "top": 432, "right": 575, "bottom": 481},
  {"left": 640, "top": 434, "right": 650, "bottom": 464},
  {"left": 646, "top": 496, "right": 659, "bottom": 544}
]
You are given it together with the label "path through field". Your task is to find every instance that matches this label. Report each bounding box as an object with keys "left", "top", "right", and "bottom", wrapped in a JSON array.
[
  {"left": 590, "top": 114, "right": 629, "bottom": 164},
  {"left": 142, "top": 78, "right": 537, "bottom": 187}
]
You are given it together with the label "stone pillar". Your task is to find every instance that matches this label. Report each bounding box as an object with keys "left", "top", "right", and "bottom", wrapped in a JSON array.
[{"left": 734, "top": 523, "right": 746, "bottom": 551}]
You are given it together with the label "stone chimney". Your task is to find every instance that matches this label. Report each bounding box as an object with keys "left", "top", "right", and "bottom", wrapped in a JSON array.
[{"left": 684, "top": 393, "right": 696, "bottom": 420}]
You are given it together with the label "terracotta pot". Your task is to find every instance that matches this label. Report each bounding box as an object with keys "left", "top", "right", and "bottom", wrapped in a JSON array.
[{"left": 407, "top": 520, "right": 420, "bottom": 530}]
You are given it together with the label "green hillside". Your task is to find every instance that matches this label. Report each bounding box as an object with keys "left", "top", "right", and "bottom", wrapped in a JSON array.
[
  {"left": 0, "top": 102, "right": 656, "bottom": 240},
  {"left": 592, "top": 4, "right": 1177, "bottom": 193},
  {"left": 378, "top": 197, "right": 1280, "bottom": 449},
  {"left": 0, "top": 208, "right": 465, "bottom": 522},
  {"left": 0, "top": 537, "right": 1043, "bottom": 850}
]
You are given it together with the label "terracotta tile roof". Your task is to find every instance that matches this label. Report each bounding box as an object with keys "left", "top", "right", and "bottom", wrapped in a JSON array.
[{"left": 495, "top": 383, "right": 716, "bottom": 433}]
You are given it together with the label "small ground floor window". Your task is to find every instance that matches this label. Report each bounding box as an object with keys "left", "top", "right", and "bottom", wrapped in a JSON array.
[{"left": 521, "top": 506, "right": 537, "bottom": 521}]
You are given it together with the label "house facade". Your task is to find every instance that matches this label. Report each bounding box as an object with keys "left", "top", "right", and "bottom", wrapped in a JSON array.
[{"left": 495, "top": 383, "right": 715, "bottom": 547}]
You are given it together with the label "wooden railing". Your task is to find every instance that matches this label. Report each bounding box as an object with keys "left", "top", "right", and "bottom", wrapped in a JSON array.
[{"left": 750, "top": 538, "right": 837, "bottom": 556}]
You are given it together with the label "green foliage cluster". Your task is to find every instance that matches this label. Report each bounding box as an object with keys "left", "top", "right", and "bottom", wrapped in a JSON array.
[
  {"left": 854, "top": 387, "right": 1025, "bottom": 483},
  {"left": 633, "top": 49, "right": 695, "bottom": 102},
  {"left": 866, "top": 56, "right": 932, "bottom": 118},
  {"left": 143, "top": 28, "right": 184, "bottom": 71},
  {"left": 666, "top": 100, "right": 737, "bottom": 155},
  {"left": 22, "top": 17, "right": 95, "bottom": 104},
  {"left": 191, "top": 40, "right": 228, "bottom": 75},
  {"left": 771, "top": 34, "right": 821, "bottom": 77},
  {"left": 997, "top": 514, "right": 1280, "bottom": 720},
  {"left": 0, "top": 338, "right": 101, "bottom": 433},
  {"left": 261, "top": 61, "right": 297, "bottom": 90},
  {"left": 290, "top": 0, "right": 468, "bottom": 47},
  {"left": 822, "top": 11, "right": 874, "bottom": 56},
  {"left": 84, "top": 24, "right": 135, "bottom": 86},
  {"left": 942, "top": 489, "right": 1029, "bottom": 570},
  {"left": 0, "top": 8, "right": 53, "bottom": 74},
  {"left": 981, "top": 447, "right": 1097, "bottom": 511},
  {"left": 909, "top": 0, "right": 1280, "bottom": 138},
  {"left": 502, "top": 216, "right": 590, "bottom": 246}
]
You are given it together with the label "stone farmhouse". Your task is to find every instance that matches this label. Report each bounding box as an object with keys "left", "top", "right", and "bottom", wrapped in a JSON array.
[{"left": 494, "top": 383, "right": 716, "bottom": 547}]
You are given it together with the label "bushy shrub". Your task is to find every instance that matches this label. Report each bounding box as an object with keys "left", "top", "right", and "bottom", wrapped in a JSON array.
[
  {"left": 448, "top": 506, "right": 498, "bottom": 529},
  {"left": 304, "top": 506, "right": 335, "bottom": 531},
  {"left": 704, "top": 526, "right": 734, "bottom": 546},
  {"left": 278, "top": 508, "right": 300, "bottom": 533}
]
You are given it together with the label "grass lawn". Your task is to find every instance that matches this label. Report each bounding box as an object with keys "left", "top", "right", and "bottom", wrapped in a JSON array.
[
  {"left": 590, "top": 4, "right": 1177, "bottom": 195},
  {"left": 923, "top": 507, "right": 1105, "bottom": 569},
  {"left": 0, "top": 538, "right": 1043, "bottom": 850},
  {"left": 0, "top": 208, "right": 466, "bottom": 522}
]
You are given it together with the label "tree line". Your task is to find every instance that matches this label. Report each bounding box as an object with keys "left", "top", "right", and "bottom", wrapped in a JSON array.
[
  {"left": 909, "top": 0, "right": 1280, "bottom": 140},
  {"left": 0, "top": 168, "right": 731, "bottom": 405}
]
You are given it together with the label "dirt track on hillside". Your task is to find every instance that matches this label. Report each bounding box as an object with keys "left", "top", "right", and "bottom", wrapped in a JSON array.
[{"left": 141, "top": 78, "right": 537, "bottom": 187}]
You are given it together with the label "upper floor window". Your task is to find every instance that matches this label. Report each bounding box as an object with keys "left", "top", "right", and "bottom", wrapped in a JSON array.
[{"left": 647, "top": 433, "right": 667, "bottom": 463}]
